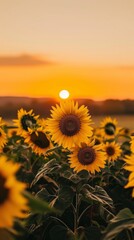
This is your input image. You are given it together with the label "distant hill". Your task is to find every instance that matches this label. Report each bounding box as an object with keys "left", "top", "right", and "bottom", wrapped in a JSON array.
[{"left": 0, "top": 96, "right": 134, "bottom": 119}]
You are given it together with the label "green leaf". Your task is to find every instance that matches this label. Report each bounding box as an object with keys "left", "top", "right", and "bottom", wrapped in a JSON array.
[
  {"left": 49, "top": 225, "right": 74, "bottom": 240},
  {"left": 57, "top": 176, "right": 74, "bottom": 187},
  {"left": 77, "top": 170, "right": 90, "bottom": 179},
  {"left": 31, "top": 159, "right": 60, "bottom": 186},
  {"left": 23, "top": 191, "right": 57, "bottom": 214},
  {"left": 94, "top": 185, "right": 113, "bottom": 208},
  {"left": 69, "top": 170, "right": 90, "bottom": 185},
  {"left": 102, "top": 208, "right": 134, "bottom": 240},
  {"left": 81, "top": 184, "right": 113, "bottom": 209},
  {"left": 50, "top": 186, "right": 75, "bottom": 214},
  {"left": 77, "top": 226, "right": 102, "bottom": 240},
  {"left": 85, "top": 226, "right": 102, "bottom": 240},
  {"left": 36, "top": 188, "right": 55, "bottom": 202}
]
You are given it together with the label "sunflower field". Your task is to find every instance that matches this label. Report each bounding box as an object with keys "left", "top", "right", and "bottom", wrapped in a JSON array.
[{"left": 0, "top": 100, "right": 134, "bottom": 240}]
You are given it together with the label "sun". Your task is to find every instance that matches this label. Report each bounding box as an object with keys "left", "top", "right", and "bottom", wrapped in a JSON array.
[{"left": 59, "top": 89, "right": 70, "bottom": 99}]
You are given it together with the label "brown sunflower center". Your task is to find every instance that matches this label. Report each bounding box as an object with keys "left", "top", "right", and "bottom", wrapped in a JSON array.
[
  {"left": 106, "top": 146, "right": 115, "bottom": 156},
  {"left": 0, "top": 174, "right": 9, "bottom": 204},
  {"left": 105, "top": 123, "right": 116, "bottom": 136},
  {"left": 31, "top": 131, "right": 50, "bottom": 149},
  {"left": 21, "top": 114, "right": 37, "bottom": 131},
  {"left": 59, "top": 114, "right": 81, "bottom": 136},
  {"left": 78, "top": 147, "right": 96, "bottom": 165}
]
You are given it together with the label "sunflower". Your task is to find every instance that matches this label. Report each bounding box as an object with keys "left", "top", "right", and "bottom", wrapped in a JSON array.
[
  {"left": 68, "top": 140, "right": 106, "bottom": 174},
  {"left": 130, "top": 136, "right": 134, "bottom": 153},
  {"left": 46, "top": 100, "right": 93, "bottom": 149},
  {"left": 24, "top": 127, "right": 53, "bottom": 155},
  {"left": 0, "top": 117, "right": 6, "bottom": 127},
  {"left": 119, "top": 127, "right": 131, "bottom": 137},
  {"left": 7, "top": 128, "right": 17, "bottom": 138},
  {"left": 124, "top": 154, "right": 134, "bottom": 197},
  {"left": 100, "top": 117, "right": 119, "bottom": 139},
  {"left": 93, "top": 127, "right": 103, "bottom": 145},
  {"left": 121, "top": 141, "right": 131, "bottom": 156},
  {"left": 103, "top": 141, "right": 122, "bottom": 162},
  {"left": 0, "top": 155, "right": 28, "bottom": 228},
  {"left": 0, "top": 128, "right": 7, "bottom": 148},
  {"left": 13, "top": 108, "right": 39, "bottom": 137}
]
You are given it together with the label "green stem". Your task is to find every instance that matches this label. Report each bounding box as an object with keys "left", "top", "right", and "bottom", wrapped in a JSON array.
[
  {"left": 126, "top": 229, "right": 132, "bottom": 240},
  {"left": 78, "top": 204, "right": 92, "bottom": 224},
  {"left": 102, "top": 206, "right": 115, "bottom": 218},
  {"left": 74, "top": 192, "right": 79, "bottom": 234},
  {"left": 126, "top": 229, "right": 134, "bottom": 240},
  {"left": 31, "top": 156, "right": 40, "bottom": 169},
  {"left": 50, "top": 216, "right": 71, "bottom": 230}
]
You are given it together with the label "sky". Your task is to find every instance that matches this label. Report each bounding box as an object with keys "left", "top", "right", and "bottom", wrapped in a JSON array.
[{"left": 0, "top": 0, "right": 134, "bottom": 100}]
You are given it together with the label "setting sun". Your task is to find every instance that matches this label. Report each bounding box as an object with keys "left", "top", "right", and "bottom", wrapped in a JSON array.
[{"left": 59, "top": 89, "right": 70, "bottom": 99}]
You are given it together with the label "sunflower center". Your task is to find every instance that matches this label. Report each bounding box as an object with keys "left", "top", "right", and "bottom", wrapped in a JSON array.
[
  {"left": 0, "top": 174, "right": 9, "bottom": 204},
  {"left": 21, "top": 114, "right": 37, "bottom": 131},
  {"left": 106, "top": 146, "right": 115, "bottom": 156},
  {"left": 78, "top": 147, "right": 96, "bottom": 165},
  {"left": 31, "top": 131, "right": 50, "bottom": 149},
  {"left": 59, "top": 114, "right": 81, "bottom": 136},
  {"left": 105, "top": 123, "right": 116, "bottom": 136}
]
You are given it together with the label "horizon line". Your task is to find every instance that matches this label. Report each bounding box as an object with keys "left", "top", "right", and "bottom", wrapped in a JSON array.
[{"left": 0, "top": 95, "right": 134, "bottom": 102}]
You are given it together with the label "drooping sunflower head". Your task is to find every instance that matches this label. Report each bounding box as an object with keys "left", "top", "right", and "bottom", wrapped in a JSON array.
[
  {"left": 68, "top": 140, "right": 106, "bottom": 174},
  {"left": 119, "top": 127, "right": 131, "bottom": 137},
  {"left": 46, "top": 100, "right": 93, "bottom": 149},
  {"left": 0, "top": 128, "right": 7, "bottom": 148},
  {"left": 24, "top": 127, "right": 53, "bottom": 155},
  {"left": 103, "top": 141, "right": 122, "bottom": 162},
  {"left": 93, "top": 127, "right": 103, "bottom": 145},
  {"left": 0, "top": 155, "right": 28, "bottom": 228},
  {"left": 100, "top": 117, "right": 118, "bottom": 139},
  {"left": 121, "top": 141, "right": 131, "bottom": 156},
  {"left": 13, "top": 108, "right": 39, "bottom": 137}
]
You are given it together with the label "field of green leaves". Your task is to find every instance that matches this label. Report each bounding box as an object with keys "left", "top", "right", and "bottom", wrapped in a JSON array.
[{"left": 0, "top": 100, "right": 134, "bottom": 240}]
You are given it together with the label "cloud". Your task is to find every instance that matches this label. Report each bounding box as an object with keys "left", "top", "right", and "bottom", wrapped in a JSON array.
[{"left": 0, "top": 54, "right": 52, "bottom": 66}]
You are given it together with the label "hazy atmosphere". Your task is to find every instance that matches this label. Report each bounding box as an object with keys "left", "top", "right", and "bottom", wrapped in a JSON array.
[{"left": 0, "top": 0, "right": 134, "bottom": 100}]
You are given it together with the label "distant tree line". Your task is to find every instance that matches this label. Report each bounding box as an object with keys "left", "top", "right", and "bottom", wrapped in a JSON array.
[
  {"left": 0, "top": 97, "right": 134, "bottom": 119},
  {"left": 84, "top": 99, "right": 134, "bottom": 115}
]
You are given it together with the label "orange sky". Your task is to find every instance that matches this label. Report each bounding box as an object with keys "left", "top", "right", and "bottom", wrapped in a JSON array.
[{"left": 0, "top": 0, "right": 134, "bottom": 100}]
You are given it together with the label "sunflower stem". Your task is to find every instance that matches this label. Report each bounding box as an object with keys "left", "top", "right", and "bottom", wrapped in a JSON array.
[
  {"left": 126, "top": 229, "right": 133, "bottom": 240},
  {"left": 74, "top": 192, "right": 79, "bottom": 235},
  {"left": 50, "top": 216, "right": 71, "bottom": 231},
  {"left": 127, "top": 229, "right": 134, "bottom": 240},
  {"left": 78, "top": 204, "right": 93, "bottom": 224}
]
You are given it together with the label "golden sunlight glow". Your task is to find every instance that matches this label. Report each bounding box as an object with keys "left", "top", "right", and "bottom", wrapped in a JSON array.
[{"left": 59, "top": 89, "right": 70, "bottom": 99}]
